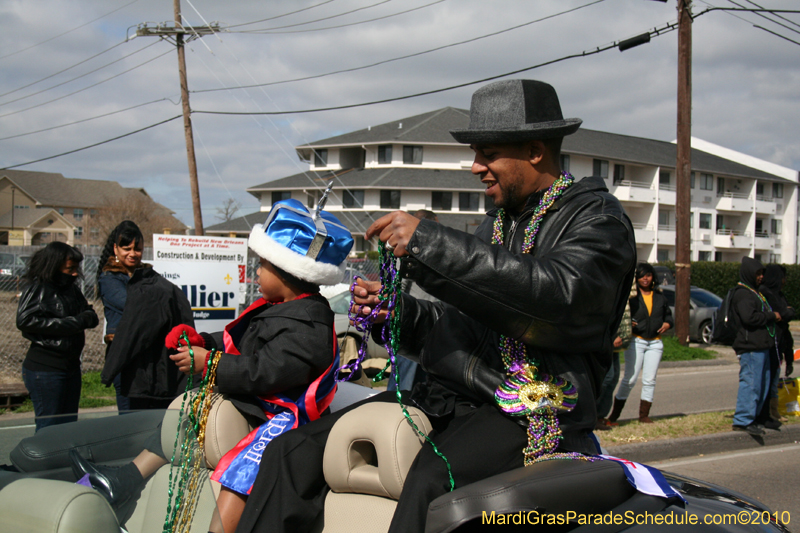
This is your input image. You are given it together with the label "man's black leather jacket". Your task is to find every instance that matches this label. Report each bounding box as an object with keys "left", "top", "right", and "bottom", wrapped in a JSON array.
[
  {"left": 395, "top": 176, "right": 636, "bottom": 453},
  {"left": 16, "top": 279, "right": 98, "bottom": 359}
]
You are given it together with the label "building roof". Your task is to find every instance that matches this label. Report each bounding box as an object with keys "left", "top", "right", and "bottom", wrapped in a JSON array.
[
  {"left": 302, "top": 107, "right": 470, "bottom": 147},
  {"left": 0, "top": 207, "right": 69, "bottom": 229},
  {"left": 0, "top": 169, "right": 186, "bottom": 227},
  {"left": 248, "top": 167, "right": 481, "bottom": 196},
  {"left": 564, "top": 129, "right": 792, "bottom": 183}
]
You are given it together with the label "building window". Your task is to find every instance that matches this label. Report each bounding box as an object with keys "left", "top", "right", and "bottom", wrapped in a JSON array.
[
  {"left": 756, "top": 182, "right": 765, "bottom": 196},
  {"left": 403, "top": 145, "right": 423, "bottom": 165},
  {"left": 306, "top": 190, "right": 321, "bottom": 209},
  {"left": 773, "top": 183, "right": 784, "bottom": 199},
  {"left": 772, "top": 219, "right": 782, "bottom": 235},
  {"left": 271, "top": 191, "right": 291, "bottom": 205},
  {"left": 614, "top": 164, "right": 625, "bottom": 185},
  {"left": 690, "top": 172, "right": 695, "bottom": 189},
  {"left": 560, "top": 154, "right": 570, "bottom": 172},
  {"left": 380, "top": 190, "right": 401, "bottom": 209},
  {"left": 699, "top": 173, "right": 713, "bottom": 191},
  {"left": 658, "top": 210, "right": 671, "bottom": 229},
  {"left": 378, "top": 145, "right": 392, "bottom": 164},
  {"left": 14, "top": 204, "right": 29, "bottom": 209},
  {"left": 459, "top": 192, "right": 480, "bottom": 212},
  {"left": 714, "top": 251, "right": 723, "bottom": 262},
  {"left": 770, "top": 253, "right": 782, "bottom": 263},
  {"left": 312, "top": 149, "right": 328, "bottom": 167},
  {"left": 90, "top": 227, "right": 99, "bottom": 238},
  {"left": 73, "top": 208, "right": 84, "bottom": 221},
  {"left": 343, "top": 190, "right": 364, "bottom": 208},
  {"left": 657, "top": 249, "right": 670, "bottom": 262},
  {"left": 659, "top": 170, "right": 670, "bottom": 189},
  {"left": 698, "top": 251, "right": 711, "bottom": 261},
  {"left": 89, "top": 209, "right": 98, "bottom": 218},
  {"left": 593, "top": 159, "right": 609, "bottom": 178},
  {"left": 717, "top": 177, "right": 725, "bottom": 194},
  {"left": 699, "top": 213, "right": 711, "bottom": 229},
  {"left": 432, "top": 191, "right": 452, "bottom": 211},
  {"left": 58, "top": 207, "right": 64, "bottom": 215},
  {"left": 75, "top": 226, "right": 83, "bottom": 238}
]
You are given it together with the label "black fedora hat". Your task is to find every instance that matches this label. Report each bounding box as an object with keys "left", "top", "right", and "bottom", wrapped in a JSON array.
[{"left": 450, "top": 79, "right": 582, "bottom": 144}]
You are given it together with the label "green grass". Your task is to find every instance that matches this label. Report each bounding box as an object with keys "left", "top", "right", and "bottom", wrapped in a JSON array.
[
  {"left": 661, "top": 336, "right": 716, "bottom": 361},
  {"left": 1, "top": 371, "right": 116, "bottom": 415}
]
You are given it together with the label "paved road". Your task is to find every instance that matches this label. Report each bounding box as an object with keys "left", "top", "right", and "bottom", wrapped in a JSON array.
[{"left": 653, "top": 444, "right": 800, "bottom": 533}]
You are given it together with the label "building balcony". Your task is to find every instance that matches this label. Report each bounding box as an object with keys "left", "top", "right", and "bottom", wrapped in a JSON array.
[
  {"left": 658, "top": 183, "right": 675, "bottom": 206},
  {"left": 713, "top": 229, "right": 751, "bottom": 249},
  {"left": 632, "top": 223, "right": 655, "bottom": 244},
  {"left": 754, "top": 195, "right": 777, "bottom": 215},
  {"left": 657, "top": 224, "right": 675, "bottom": 244},
  {"left": 715, "top": 192, "right": 751, "bottom": 213},
  {"left": 754, "top": 232, "right": 772, "bottom": 250},
  {"left": 611, "top": 180, "right": 656, "bottom": 204}
]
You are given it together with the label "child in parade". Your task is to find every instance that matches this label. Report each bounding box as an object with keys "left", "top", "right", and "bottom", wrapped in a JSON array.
[{"left": 70, "top": 198, "right": 353, "bottom": 533}]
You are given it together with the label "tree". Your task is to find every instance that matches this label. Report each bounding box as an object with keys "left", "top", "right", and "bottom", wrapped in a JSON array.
[
  {"left": 215, "top": 197, "right": 241, "bottom": 222},
  {"left": 93, "top": 190, "right": 187, "bottom": 246}
]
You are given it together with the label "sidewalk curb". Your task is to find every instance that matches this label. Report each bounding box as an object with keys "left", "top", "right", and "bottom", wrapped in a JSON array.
[{"left": 605, "top": 422, "right": 800, "bottom": 464}]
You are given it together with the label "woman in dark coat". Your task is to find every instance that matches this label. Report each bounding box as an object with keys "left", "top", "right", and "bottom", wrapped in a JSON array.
[
  {"left": 16, "top": 242, "right": 99, "bottom": 431},
  {"left": 758, "top": 263, "right": 794, "bottom": 426},
  {"left": 609, "top": 262, "right": 673, "bottom": 424}
]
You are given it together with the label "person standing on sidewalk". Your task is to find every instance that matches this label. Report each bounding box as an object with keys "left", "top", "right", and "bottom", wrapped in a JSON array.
[
  {"left": 609, "top": 262, "right": 672, "bottom": 424},
  {"left": 731, "top": 257, "right": 781, "bottom": 435}
]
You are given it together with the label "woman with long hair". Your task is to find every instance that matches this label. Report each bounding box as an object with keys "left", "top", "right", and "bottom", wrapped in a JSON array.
[
  {"left": 608, "top": 262, "right": 673, "bottom": 424},
  {"left": 16, "top": 242, "right": 99, "bottom": 431},
  {"left": 96, "top": 221, "right": 144, "bottom": 411}
]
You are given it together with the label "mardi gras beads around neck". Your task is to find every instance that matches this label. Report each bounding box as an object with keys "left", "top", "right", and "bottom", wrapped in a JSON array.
[
  {"left": 338, "top": 241, "right": 455, "bottom": 491},
  {"left": 163, "top": 333, "right": 220, "bottom": 533}
]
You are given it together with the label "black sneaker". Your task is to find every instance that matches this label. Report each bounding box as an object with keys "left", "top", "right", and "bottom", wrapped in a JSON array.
[
  {"left": 732, "top": 424, "right": 765, "bottom": 436},
  {"left": 763, "top": 419, "right": 782, "bottom": 430}
]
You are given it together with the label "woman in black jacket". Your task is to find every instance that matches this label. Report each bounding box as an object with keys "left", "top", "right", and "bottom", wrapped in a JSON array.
[
  {"left": 16, "top": 242, "right": 99, "bottom": 431},
  {"left": 609, "top": 262, "right": 673, "bottom": 424}
]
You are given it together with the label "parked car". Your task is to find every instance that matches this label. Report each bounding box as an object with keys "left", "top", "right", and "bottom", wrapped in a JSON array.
[
  {"left": 653, "top": 265, "right": 676, "bottom": 286},
  {"left": 0, "top": 252, "right": 28, "bottom": 292},
  {"left": 659, "top": 285, "right": 723, "bottom": 344}
]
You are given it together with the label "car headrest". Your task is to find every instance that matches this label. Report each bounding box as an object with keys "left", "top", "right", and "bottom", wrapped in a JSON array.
[
  {"left": 161, "top": 393, "right": 254, "bottom": 469},
  {"left": 323, "top": 402, "right": 431, "bottom": 500}
]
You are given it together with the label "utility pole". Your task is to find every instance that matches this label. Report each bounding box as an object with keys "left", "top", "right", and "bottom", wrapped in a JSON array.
[
  {"left": 134, "top": 1, "right": 219, "bottom": 236},
  {"left": 675, "top": 0, "right": 693, "bottom": 345}
]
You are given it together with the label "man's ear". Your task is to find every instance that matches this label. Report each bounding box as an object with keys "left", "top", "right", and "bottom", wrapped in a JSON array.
[{"left": 527, "top": 140, "right": 546, "bottom": 165}]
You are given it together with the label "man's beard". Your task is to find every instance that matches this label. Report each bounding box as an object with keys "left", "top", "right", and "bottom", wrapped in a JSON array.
[{"left": 494, "top": 179, "right": 525, "bottom": 215}]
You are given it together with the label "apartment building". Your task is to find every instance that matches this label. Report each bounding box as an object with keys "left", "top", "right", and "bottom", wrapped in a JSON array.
[{"left": 209, "top": 107, "right": 798, "bottom": 263}]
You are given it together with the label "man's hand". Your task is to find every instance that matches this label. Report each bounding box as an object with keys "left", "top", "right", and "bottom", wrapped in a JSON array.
[
  {"left": 613, "top": 336, "right": 623, "bottom": 349},
  {"left": 775, "top": 312, "right": 782, "bottom": 322},
  {"left": 366, "top": 211, "right": 421, "bottom": 257},
  {"left": 350, "top": 278, "right": 388, "bottom": 324},
  {"left": 170, "top": 345, "right": 208, "bottom": 375},
  {"left": 657, "top": 322, "right": 671, "bottom": 334}
]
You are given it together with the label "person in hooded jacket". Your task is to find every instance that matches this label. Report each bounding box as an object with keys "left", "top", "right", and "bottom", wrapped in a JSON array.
[
  {"left": 757, "top": 263, "right": 794, "bottom": 427},
  {"left": 16, "top": 242, "right": 99, "bottom": 431},
  {"left": 731, "top": 256, "right": 782, "bottom": 436}
]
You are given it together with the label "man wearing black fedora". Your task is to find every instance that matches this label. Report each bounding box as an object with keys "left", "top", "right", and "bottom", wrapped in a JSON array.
[{"left": 236, "top": 79, "right": 636, "bottom": 533}]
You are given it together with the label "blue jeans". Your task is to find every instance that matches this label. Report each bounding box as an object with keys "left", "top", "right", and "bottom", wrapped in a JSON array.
[
  {"left": 733, "top": 350, "right": 771, "bottom": 427},
  {"left": 615, "top": 338, "right": 663, "bottom": 403},
  {"left": 21, "top": 366, "right": 82, "bottom": 432}
]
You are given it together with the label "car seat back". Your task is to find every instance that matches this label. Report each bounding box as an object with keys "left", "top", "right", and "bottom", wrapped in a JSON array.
[{"left": 319, "top": 402, "right": 432, "bottom": 533}]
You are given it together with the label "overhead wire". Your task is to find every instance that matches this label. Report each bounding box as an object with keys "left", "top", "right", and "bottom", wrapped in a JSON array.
[
  {"left": 741, "top": 0, "right": 800, "bottom": 29},
  {"left": 227, "top": 0, "right": 339, "bottom": 29},
  {"left": 0, "top": 115, "right": 182, "bottom": 170},
  {"left": 0, "top": 41, "right": 162, "bottom": 108},
  {"left": 234, "top": 0, "right": 447, "bottom": 35},
  {"left": 229, "top": 0, "right": 392, "bottom": 33},
  {"left": 694, "top": 2, "right": 800, "bottom": 45},
  {"left": 0, "top": 46, "right": 173, "bottom": 120},
  {"left": 0, "top": 0, "right": 139, "bottom": 61},
  {"left": 0, "top": 97, "right": 177, "bottom": 141},
  {"left": 724, "top": 0, "right": 800, "bottom": 35}
]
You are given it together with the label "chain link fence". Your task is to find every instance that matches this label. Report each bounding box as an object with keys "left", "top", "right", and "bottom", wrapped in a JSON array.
[{"left": 0, "top": 248, "right": 381, "bottom": 384}]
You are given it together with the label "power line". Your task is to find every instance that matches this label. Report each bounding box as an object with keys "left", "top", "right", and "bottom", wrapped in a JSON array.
[
  {"left": 230, "top": 0, "right": 392, "bottom": 33},
  {"left": 0, "top": 97, "right": 175, "bottom": 141},
  {"left": 0, "top": 115, "right": 182, "bottom": 170},
  {"left": 193, "top": 0, "right": 607, "bottom": 94},
  {"left": 0, "top": 0, "right": 139, "bottom": 61},
  {"left": 753, "top": 24, "right": 800, "bottom": 46},
  {"left": 0, "top": 47, "right": 173, "bottom": 120},
  {"left": 0, "top": 41, "right": 161, "bottom": 108},
  {"left": 235, "top": 0, "right": 447, "bottom": 35},
  {"left": 194, "top": 21, "right": 679, "bottom": 117},
  {"left": 724, "top": 0, "right": 800, "bottom": 35},
  {"left": 227, "top": 0, "right": 339, "bottom": 29}
]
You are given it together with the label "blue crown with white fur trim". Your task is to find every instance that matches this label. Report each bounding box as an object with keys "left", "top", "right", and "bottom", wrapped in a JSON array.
[{"left": 248, "top": 199, "right": 354, "bottom": 286}]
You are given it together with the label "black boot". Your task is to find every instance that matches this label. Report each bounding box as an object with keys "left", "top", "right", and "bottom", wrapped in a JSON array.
[
  {"left": 608, "top": 397, "right": 626, "bottom": 424},
  {"left": 69, "top": 449, "right": 144, "bottom": 506}
]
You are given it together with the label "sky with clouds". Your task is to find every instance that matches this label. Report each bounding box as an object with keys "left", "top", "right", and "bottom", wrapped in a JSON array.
[{"left": 1, "top": 0, "right": 798, "bottom": 228}]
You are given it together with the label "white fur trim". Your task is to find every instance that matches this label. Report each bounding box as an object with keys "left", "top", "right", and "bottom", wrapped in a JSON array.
[{"left": 248, "top": 224, "right": 345, "bottom": 286}]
